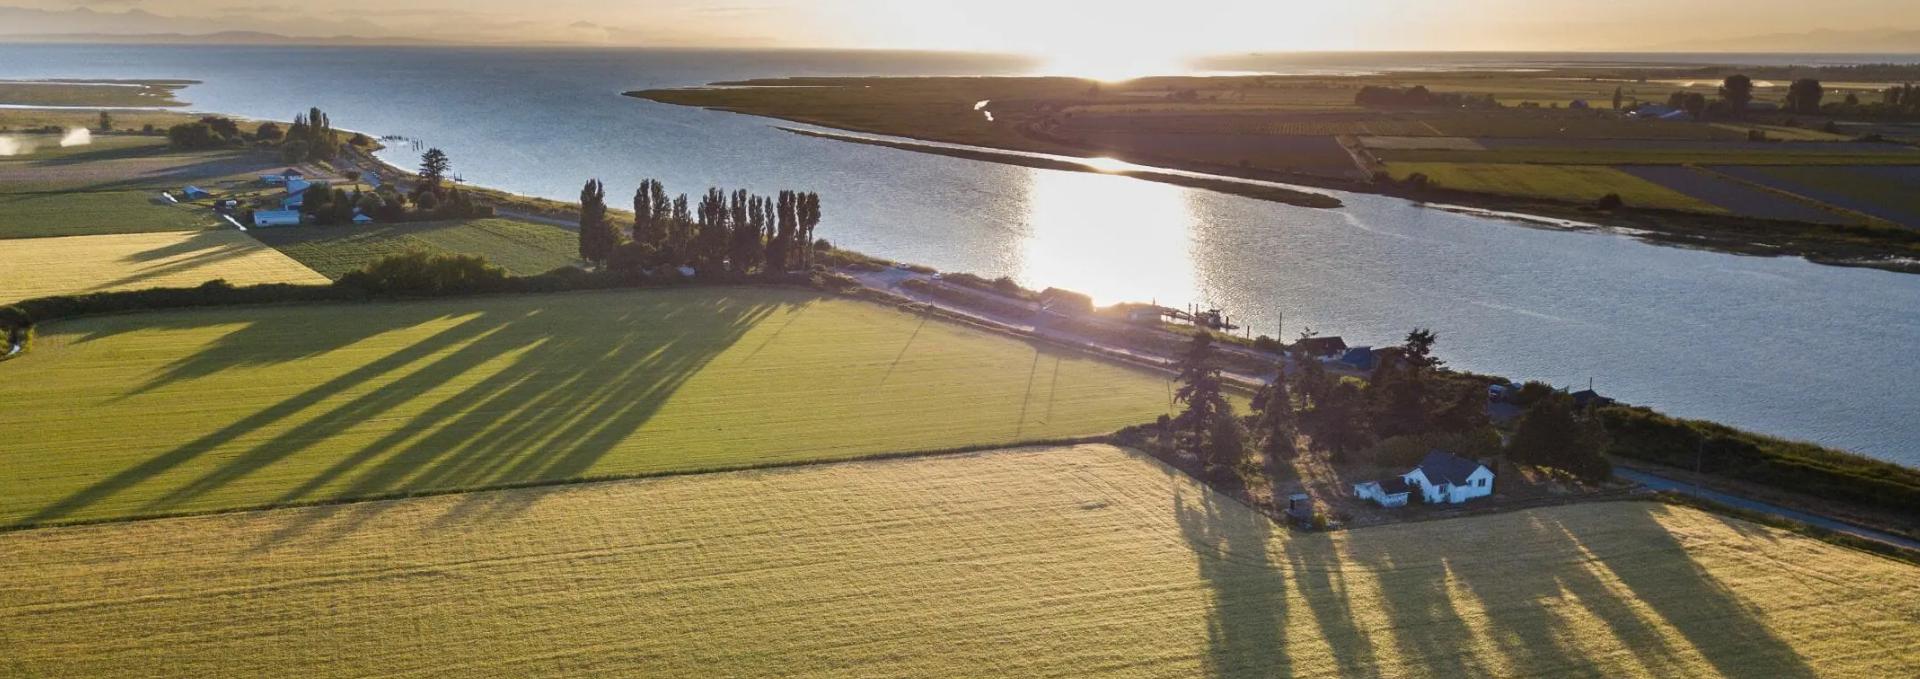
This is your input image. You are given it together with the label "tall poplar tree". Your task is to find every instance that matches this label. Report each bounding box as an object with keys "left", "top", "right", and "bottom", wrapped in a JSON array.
[{"left": 579, "top": 179, "right": 611, "bottom": 264}]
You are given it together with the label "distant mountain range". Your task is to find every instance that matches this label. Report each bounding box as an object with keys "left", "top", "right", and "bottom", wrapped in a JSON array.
[{"left": 1643, "top": 28, "right": 1920, "bottom": 54}]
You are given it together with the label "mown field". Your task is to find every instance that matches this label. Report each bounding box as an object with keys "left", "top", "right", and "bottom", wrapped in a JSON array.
[
  {"left": 0, "top": 230, "right": 327, "bottom": 303},
  {"left": 1387, "top": 162, "right": 1721, "bottom": 212},
  {"left": 0, "top": 287, "right": 1177, "bottom": 527},
  {"left": 252, "top": 217, "right": 582, "bottom": 278},
  {"left": 0, "top": 135, "right": 280, "bottom": 239},
  {"left": 2, "top": 444, "right": 1913, "bottom": 678},
  {"left": 1715, "top": 165, "right": 1920, "bottom": 227}
]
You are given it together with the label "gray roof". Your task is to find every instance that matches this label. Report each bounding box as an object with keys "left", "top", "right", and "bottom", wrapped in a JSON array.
[
  {"left": 1377, "top": 477, "right": 1411, "bottom": 495},
  {"left": 1413, "top": 449, "right": 1484, "bottom": 486}
]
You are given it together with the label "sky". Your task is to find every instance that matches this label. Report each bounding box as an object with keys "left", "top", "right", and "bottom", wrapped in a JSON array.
[{"left": 5, "top": 0, "right": 1919, "bottom": 57}]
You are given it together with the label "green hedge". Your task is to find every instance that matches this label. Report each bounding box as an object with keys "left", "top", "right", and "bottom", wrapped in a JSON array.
[{"left": 1601, "top": 405, "right": 1920, "bottom": 515}]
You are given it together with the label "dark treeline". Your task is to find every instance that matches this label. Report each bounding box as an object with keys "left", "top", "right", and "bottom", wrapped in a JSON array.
[
  {"left": 1354, "top": 85, "right": 1498, "bottom": 109},
  {"left": 167, "top": 106, "right": 372, "bottom": 158},
  {"left": 579, "top": 178, "right": 821, "bottom": 276}
]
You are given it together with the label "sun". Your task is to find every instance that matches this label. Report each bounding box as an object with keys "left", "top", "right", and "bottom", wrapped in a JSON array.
[{"left": 1034, "top": 45, "right": 1192, "bottom": 82}]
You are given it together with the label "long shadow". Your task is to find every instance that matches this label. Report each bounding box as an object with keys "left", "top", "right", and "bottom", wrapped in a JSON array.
[
  {"left": 252, "top": 295, "right": 781, "bottom": 546},
  {"left": 1564, "top": 504, "right": 1819, "bottom": 678},
  {"left": 1281, "top": 534, "right": 1381, "bottom": 675},
  {"left": 18, "top": 309, "right": 521, "bottom": 526},
  {"left": 1173, "top": 487, "right": 1291, "bottom": 677},
  {"left": 1341, "top": 527, "right": 1485, "bottom": 676}
]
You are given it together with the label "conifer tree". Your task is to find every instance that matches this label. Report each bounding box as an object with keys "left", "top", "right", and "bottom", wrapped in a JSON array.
[{"left": 579, "top": 179, "right": 611, "bottom": 264}]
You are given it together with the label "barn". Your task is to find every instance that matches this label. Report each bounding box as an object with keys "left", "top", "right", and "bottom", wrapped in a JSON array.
[{"left": 252, "top": 210, "right": 303, "bottom": 227}]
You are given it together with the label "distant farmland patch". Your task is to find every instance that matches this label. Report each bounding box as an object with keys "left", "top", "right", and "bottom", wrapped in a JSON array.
[
  {"left": 251, "top": 218, "right": 581, "bottom": 278},
  {"left": 2, "top": 445, "right": 1913, "bottom": 677},
  {"left": 0, "top": 287, "right": 1176, "bottom": 527},
  {"left": 1615, "top": 166, "right": 1851, "bottom": 224},
  {"left": 1388, "top": 162, "right": 1722, "bottom": 212},
  {"left": 1068, "top": 130, "right": 1365, "bottom": 178},
  {"left": 1714, "top": 165, "right": 1920, "bottom": 228},
  {"left": 0, "top": 230, "right": 327, "bottom": 304}
]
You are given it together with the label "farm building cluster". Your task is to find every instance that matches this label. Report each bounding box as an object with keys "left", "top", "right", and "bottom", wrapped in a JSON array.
[
  {"left": 1353, "top": 449, "right": 1495, "bottom": 508},
  {"left": 176, "top": 167, "right": 381, "bottom": 229}
]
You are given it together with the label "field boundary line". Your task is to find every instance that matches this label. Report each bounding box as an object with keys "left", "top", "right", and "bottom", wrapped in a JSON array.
[{"left": 0, "top": 436, "right": 1121, "bottom": 534}]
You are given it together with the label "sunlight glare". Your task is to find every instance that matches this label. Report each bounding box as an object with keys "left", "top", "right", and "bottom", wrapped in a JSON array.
[{"left": 1017, "top": 169, "right": 1197, "bottom": 307}]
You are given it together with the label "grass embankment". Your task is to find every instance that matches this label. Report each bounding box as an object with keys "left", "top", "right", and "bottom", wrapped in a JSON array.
[
  {"left": 0, "top": 287, "right": 1177, "bottom": 528},
  {"left": 251, "top": 218, "right": 582, "bottom": 278},
  {"left": 784, "top": 128, "right": 1342, "bottom": 208},
  {"left": 2, "top": 444, "right": 1913, "bottom": 677},
  {"left": 0, "top": 79, "right": 192, "bottom": 108},
  {"left": 0, "top": 230, "right": 327, "bottom": 304}
]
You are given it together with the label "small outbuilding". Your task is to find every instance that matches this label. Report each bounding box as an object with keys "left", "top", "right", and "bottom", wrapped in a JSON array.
[
  {"left": 1571, "top": 389, "right": 1615, "bottom": 409},
  {"left": 352, "top": 213, "right": 374, "bottom": 225},
  {"left": 1353, "top": 477, "right": 1412, "bottom": 508},
  {"left": 180, "top": 185, "right": 211, "bottom": 200},
  {"left": 1038, "top": 287, "right": 1093, "bottom": 316},
  {"left": 252, "top": 209, "right": 303, "bottom": 227},
  {"left": 1402, "top": 450, "right": 1494, "bottom": 505}
]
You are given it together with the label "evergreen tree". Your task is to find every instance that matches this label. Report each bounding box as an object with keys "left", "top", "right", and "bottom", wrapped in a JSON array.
[
  {"left": 578, "top": 179, "right": 612, "bottom": 264},
  {"left": 1305, "top": 381, "right": 1371, "bottom": 460},
  {"left": 1507, "top": 394, "right": 1611, "bottom": 481},
  {"left": 767, "top": 190, "right": 798, "bottom": 273},
  {"left": 1250, "top": 361, "right": 1295, "bottom": 456},
  {"left": 418, "top": 148, "right": 452, "bottom": 188},
  {"left": 1611, "top": 86, "right": 1623, "bottom": 111},
  {"left": 797, "top": 192, "right": 822, "bottom": 269},
  {"left": 1172, "top": 334, "right": 1233, "bottom": 468},
  {"left": 667, "top": 194, "right": 692, "bottom": 266},
  {"left": 1785, "top": 78, "right": 1824, "bottom": 114},
  {"left": 728, "top": 189, "right": 761, "bottom": 273},
  {"left": 1719, "top": 75, "right": 1754, "bottom": 114},
  {"left": 694, "top": 188, "right": 732, "bottom": 272}
]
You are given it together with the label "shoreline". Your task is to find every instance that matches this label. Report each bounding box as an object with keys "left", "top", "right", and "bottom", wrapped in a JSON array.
[{"left": 631, "top": 88, "right": 1920, "bottom": 276}]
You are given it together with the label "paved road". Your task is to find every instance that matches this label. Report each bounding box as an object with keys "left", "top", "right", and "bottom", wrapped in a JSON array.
[{"left": 1616, "top": 468, "right": 1920, "bottom": 552}]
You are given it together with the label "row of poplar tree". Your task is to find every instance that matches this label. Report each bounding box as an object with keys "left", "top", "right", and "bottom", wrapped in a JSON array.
[{"left": 577, "top": 179, "right": 822, "bottom": 275}]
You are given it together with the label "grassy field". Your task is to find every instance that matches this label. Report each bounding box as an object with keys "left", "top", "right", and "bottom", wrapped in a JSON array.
[
  {"left": 0, "top": 136, "right": 284, "bottom": 238},
  {"left": 0, "top": 79, "right": 190, "bottom": 108},
  {"left": 1, "top": 444, "right": 1913, "bottom": 677},
  {"left": 251, "top": 218, "right": 582, "bottom": 278},
  {"left": 1714, "top": 165, "right": 1920, "bottom": 227},
  {"left": 0, "top": 230, "right": 328, "bottom": 304},
  {"left": 1374, "top": 145, "right": 1920, "bottom": 166},
  {"left": 0, "top": 287, "right": 1177, "bottom": 527},
  {"left": 1387, "top": 162, "right": 1724, "bottom": 212}
]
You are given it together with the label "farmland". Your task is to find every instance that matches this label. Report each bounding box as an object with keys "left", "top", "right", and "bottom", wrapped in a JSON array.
[
  {"left": 2, "top": 444, "right": 1914, "bottom": 677},
  {"left": 0, "top": 287, "right": 1178, "bottom": 527},
  {"left": 0, "top": 79, "right": 191, "bottom": 108},
  {"left": 1386, "top": 163, "right": 1722, "bottom": 213},
  {"left": 1714, "top": 165, "right": 1920, "bottom": 227},
  {"left": 0, "top": 230, "right": 328, "bottom": 303},
  {"left": 251, "top": 217, "right": 582, "bottom": 278},
  {"left": 0, "top": 135, "right": 282, "bottom": 239}
]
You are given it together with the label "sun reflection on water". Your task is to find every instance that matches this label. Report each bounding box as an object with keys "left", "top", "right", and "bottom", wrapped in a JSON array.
[{"left": 1015, "top": 168, "right": 1199, "bottom": 307}]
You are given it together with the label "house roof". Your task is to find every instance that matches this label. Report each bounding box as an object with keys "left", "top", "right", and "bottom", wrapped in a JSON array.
[
  {"left": 1377, "top": 477, "right": 1411, "bottom": 495},
  {"left": 1293, "top": 336, "right": 1348, "bottom": 356},
  {"left": 1339, "top": 346, "right": 1374, "bottom": 367},
  {"left": 1413, "top": 449, "right": 1485, "bottom": 486}
]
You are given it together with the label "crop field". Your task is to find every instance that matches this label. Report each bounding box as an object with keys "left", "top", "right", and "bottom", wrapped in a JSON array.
[
  {"left": 2, "top": 444, "right": 1914, "bottom": 678},
  {"left": 1373, "top": 144, "right": 1920, "bottom": 166},
  {"left": 1387, "top": 162, "right": 1722, "bottom": 212},
  {"left": 1615, "top": 166, "right": 1850, "bottom": 224},
  {"left": 1713, "top": 165, "right": 1920, "bottom": 228},
  {"left": 251, "top": 218, "right": 582, "bottom": 278},
  {"left": 1067, "top": 129, "right": 1364, "bottom": 178},
  {"left": 0, "top": 230, "right": 328, "bottom": 303},
  {"left": 0, "top": 287, "right": 1177, "bottom": 527},
  {"left": 0, "top": 137, "right": 282, "bottom": 238}
]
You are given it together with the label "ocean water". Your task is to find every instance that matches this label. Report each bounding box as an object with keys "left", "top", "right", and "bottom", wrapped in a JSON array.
[{"left": 2, "top": 45, "right": 1917, "bottom": 466}]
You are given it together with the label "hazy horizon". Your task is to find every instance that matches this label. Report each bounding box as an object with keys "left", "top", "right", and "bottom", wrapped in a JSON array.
[{"left": 4, "top": 1, "right": 1919, "bottom": 70}]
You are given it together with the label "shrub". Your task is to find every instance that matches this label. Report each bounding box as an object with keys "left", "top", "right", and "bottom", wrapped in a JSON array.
[
  {"left": 1595, "top": 193, "right": 1625, "bottom": 210},
  {"left": 336, "top": 251, "right": 509, "bottom": 296}
]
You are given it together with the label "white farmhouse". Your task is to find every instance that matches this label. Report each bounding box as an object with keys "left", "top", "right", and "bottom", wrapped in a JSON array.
[{"left": 1401, "top": 450, "right": 1494, "bottom": 505}]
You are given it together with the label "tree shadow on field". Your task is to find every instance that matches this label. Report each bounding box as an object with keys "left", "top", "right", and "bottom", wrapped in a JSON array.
[
  {"left": 1547, "top": 504, "right": 1819, "bottom": 678},
  {"left": 1174, "top": 487, "right": 1291, "bottom": 677},
  {"left": 22, "top": 289, "right": 790, "bottom": 530},
  {"left": 1281, "top": 534, "right": 1380, "bottom": 675},
  {"left": 1340, "top": 527, "right": 1483, "bottom": 677}
]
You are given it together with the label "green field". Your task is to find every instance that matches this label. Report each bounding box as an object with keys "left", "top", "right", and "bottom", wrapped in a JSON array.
[
  {"left": 1387, "top": 162, "right": 1723, "bottom": 212},
  {"left": 0, "top": 136, "right": 281, "bottom": 239},
  {"left": 0, "top": 79, "right": 190, "bottom": 108},
  {"left": 251, "top": 218, "right": 582, "bottom": 278},
  {"left": 0, "top": 230, "right": 328, "bottom": 304},
  {"left": 2, "top": 444, "right": 1913, "bottom": 677},
  {"left": 0, "top": 287, "right": 1177, "bottom": 527},
  {"left": 1375, "top": 146, "right": 1920, "bottom": 166}
]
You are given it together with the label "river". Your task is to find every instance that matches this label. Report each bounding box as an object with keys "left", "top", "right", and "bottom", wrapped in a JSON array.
[{"left": 3, "top": 45, "right": 1916, "bottom": 466}]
